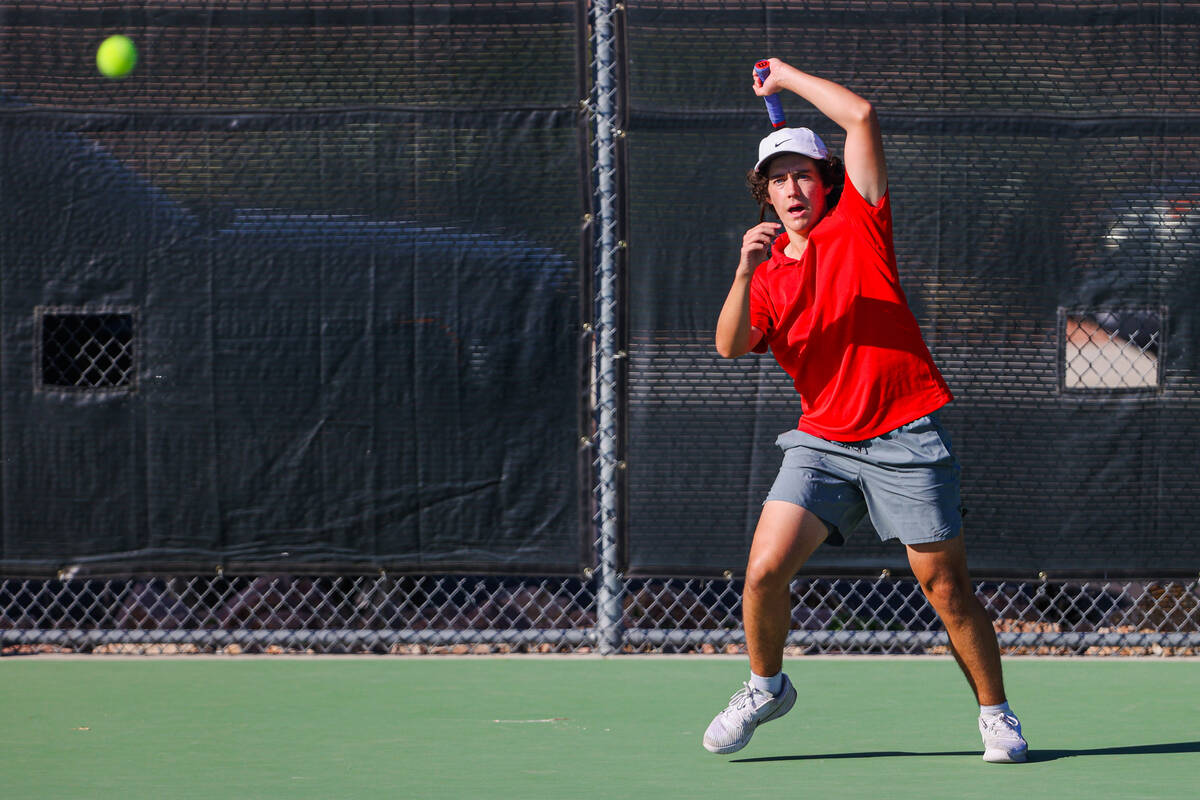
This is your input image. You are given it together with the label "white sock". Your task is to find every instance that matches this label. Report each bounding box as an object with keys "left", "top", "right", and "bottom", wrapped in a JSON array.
[
  {"left": 979, "top": 701, "right": 1011, "bottom": 717},
  {"left": 750, "top": 670, "right": 783, "bottom": 695}
]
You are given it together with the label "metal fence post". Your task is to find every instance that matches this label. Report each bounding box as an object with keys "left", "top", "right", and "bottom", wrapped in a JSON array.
[{"left": 591, "top": 0, "right": 624, "bottom": 655}]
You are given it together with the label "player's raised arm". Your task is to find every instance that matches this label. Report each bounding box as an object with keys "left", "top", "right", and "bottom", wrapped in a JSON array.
[
  {"left": 715, "top": 222, "right": 775, "bottom": 358},
  {"left": 753, "top": 59, "right": 887, "bottom": 206}
]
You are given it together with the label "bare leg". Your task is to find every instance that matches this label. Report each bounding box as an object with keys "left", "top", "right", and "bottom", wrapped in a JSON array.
[
  {"left": 743, "top": 501, "right": 829, "bottom": 677},
  {"left": 906, "top": 536, "right": 1006, "bottom": 706}
]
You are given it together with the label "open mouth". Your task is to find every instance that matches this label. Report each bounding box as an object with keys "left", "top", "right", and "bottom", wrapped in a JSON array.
[{"left": 787, "top": 203, "right": 806, "bottom": 215}]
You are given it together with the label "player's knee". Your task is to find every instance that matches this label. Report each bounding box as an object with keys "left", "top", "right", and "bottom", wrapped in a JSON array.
[
  {"left": 920, "top": 570, "right": 974, "bottom": 619},
  {"left": 744, "top": 555, "right": 792, "bottom": 596}
]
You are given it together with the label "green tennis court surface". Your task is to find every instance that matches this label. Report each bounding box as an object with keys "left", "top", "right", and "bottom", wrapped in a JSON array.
[{"left": 3, "top": 657, "right": 1196, "bottom": 799}]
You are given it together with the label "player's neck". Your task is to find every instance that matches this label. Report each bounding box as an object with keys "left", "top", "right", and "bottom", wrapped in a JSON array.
[
  {"left": 784, "top": 231, "right": 810, "bottom": 259},
  {"left": 782, "top": 208, "right": 827, "bottom": 258}
]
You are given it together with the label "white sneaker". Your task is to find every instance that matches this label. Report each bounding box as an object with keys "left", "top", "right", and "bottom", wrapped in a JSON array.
[
  {"left": 702, "top": 675, "right": 796, "bottom": 754},
  {"left": 979, "top": 711, "right": 1028, "bottom": 763}
]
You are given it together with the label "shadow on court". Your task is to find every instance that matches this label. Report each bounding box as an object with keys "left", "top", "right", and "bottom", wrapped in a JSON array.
[
  {"left": 731, "top": 741, "right": 1200, "bottom": 764},
  {"left": 732, "top": 750, "right": 976, "bottom": 763},
  {"left": 1024, "top": 741, "right": 1200, "bottom": 763}
]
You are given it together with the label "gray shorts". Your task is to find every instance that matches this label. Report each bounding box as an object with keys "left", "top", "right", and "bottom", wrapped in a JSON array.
[{"left": 765, "top": 413, "right": 963, "bottom": 547}]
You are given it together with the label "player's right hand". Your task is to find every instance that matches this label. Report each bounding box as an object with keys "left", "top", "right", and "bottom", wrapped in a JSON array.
[
  {"left": 738, "top": 222, "right": 780, "bottom": 274},
  {"left": 752, "top": 57, "right": 785, "bottom": 96}
]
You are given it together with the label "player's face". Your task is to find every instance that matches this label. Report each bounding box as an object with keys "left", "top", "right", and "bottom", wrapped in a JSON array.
[{"left": 765, "top": 154, "right": 829, "bottom": 236}]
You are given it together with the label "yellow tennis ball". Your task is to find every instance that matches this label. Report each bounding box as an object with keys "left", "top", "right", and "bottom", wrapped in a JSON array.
[{"left": 97, "top": 35, "right": 138, "bottom": 79}]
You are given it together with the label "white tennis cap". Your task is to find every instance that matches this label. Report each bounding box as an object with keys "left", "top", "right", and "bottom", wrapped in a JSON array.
[{"left": 753, "top": 127, "right": 829, "bottom": 173}]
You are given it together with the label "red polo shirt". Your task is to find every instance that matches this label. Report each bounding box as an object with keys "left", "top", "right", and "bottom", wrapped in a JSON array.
[{"left": 748, "top": 177, "right": 952, "bottom": 441}]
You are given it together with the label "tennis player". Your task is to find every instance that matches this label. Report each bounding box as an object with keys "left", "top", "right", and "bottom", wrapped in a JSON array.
[{"left": 703, "top": 58, "right": 1028, "bottom": 764}]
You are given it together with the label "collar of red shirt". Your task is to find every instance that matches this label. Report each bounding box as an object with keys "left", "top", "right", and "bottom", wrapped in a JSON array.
[{"left": 764, "top": 231, "right": 798, "bottom": 271}]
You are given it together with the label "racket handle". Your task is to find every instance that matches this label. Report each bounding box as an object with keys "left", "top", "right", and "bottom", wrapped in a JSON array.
[{"left": 754, "top": 60, "right": 787, "bottom": 128}]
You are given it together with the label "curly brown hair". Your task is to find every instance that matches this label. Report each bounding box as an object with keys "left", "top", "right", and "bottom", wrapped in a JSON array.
[{"left": 747, "top": 154, "right": 846, "bottom": 222}]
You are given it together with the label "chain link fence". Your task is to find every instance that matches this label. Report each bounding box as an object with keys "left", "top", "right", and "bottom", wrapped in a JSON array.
[
  {"left": 3, "top": 2, "right": 1200, "bottom": 659},
  {"left": 3, "top": 574, "right": 1198, "bottom": 656},
  {"left": 36, "top": 307, "right": 138, "bottom": 392}
]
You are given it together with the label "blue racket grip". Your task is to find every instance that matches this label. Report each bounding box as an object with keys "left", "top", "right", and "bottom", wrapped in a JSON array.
[{"left": 754, "top": 60, "right": 787, "bottom": 128}]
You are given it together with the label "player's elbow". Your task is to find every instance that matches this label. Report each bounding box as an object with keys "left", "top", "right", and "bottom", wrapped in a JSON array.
[
  {"left": 716, "top": 326, "right": 763, "bottom": 358},
  {"left": 714, "top": 337, "right": 743, "bottom": 359},
  {"left": 848, "top": 99, "right": 877, "bottom": 129}
]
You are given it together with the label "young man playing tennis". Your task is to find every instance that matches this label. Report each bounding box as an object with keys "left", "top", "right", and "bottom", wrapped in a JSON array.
[{"left": 703, "top": 58, "right": 1028, "bottom": 764}]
